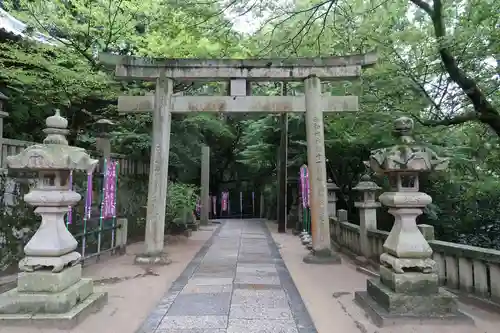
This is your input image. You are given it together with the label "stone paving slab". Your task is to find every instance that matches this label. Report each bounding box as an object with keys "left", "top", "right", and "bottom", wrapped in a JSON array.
[
  {"left": 156, "top": 316, "right": 227, "bottom": 330},
  {"left": 181, "top": 284, "right": 233, "bottom": 294},
  {"left": 156, "top": 328, "right": 227, "bottom": 333},
  {"left": 227, "top": 319, "right": 299, "bottom": 333},
  {"left": 234, "top": 275, "right": 281, "bottom": 285},
  {"left": 187, "top": 277, "right": 234, "bottom": 286},
  {"left": 231, "top": 289, "right": 289, "bottom": 306},
  {"left": 135, "top": 219, "right": 317, "bottom": 333},
  {"left": 229, "top": 303, "right": 293, "bottom": 320},
  {"left": 167, "top": 292, "right": 232, "bottom": 316},
  {"left": 236, "top": 264, "right": 278, "bottom": 274}
]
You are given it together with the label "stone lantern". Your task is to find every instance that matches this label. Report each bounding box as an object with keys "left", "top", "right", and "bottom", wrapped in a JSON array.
[
  {"left": 353, "top": 174, "right": 379, "bottom": 204},
  {"left": 353, "top": 174, "right": 381, "bottom": 258},
  {"left": 0, "top": 110, "right": 107, "bottom": 327},
  {"left": 355, "top": 117, "right": 470, "bottom": 326}
]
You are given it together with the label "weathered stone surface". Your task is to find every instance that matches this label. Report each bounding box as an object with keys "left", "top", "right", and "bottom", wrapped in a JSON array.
[
  {"left": 187, "top": 277, "right": 234, "bottom": 286},
  {"left": 379, "top": 265, "right": 438, "bottom": 294},
  {"left": 136, "top": 220, "right": 315, "bottom": 333},
  {"left": 236, "top": 264, "right": 277, "bottom": 274},
  {"left": 227, "top": 318, "right": 299, "bottom": 333},
  {"left": 354, "top": 290, "right": 473, "bottom": 327},
  {"left": 230, "top": 303, "right": 293, "bottom": 320},
  {"left": 167, "top": 292, "right": 231, "bottom": 316},
  {"left": 181, "top": 284, "right": 233, "bottom": 294},
  {"left": 142, "top": 76, "right": 173, "bottom": 257},
  {"left": 304, "top": 76, "right": 333, "bottom": 254},
  {"left": 234, "top": 275, "right": 280, "bottom": 286},
  {"left": 157, "top": 315, "right": 228, "bottom": 330},
  {"left": 0, "top": 291, "right": 107, "bottom": 330},
  {"left": 0, "top": 278, "right": 94, "bottom": 314},
  {"left": 366, "top": 279, "right": 457, "bottom": 315},
  {"left": 354, "top": 117, "right": 475, "bottom": 326},
  {"left": 17, "top": 264, "right": 82, "bottom": 293}
]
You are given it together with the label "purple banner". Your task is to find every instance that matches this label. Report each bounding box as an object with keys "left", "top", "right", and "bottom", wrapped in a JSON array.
[
  {"left": 67, "top": 170, "right": 73, "bottom": 225},
  {"left": 85, "top": 172, "right": 93, "bottom": 219},
  {"left": 221, "top": 191, "right": 229, "bottom": 211},
  {"left": 102, "top": 160, "right": 118, "bottom": 219},
  {"left": 300, "top": 165, "right": 310, "bottom": 208},
  {"left": 196, "top": 197, "right": 201, "bottom": 214}
]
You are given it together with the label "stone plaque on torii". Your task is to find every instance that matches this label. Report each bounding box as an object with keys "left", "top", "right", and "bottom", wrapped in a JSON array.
[{"left": 99, "top": 53, "right": 377, "bottom": 264}]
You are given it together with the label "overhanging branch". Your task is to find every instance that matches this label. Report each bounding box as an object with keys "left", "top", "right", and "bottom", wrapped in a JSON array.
[
  {"left": 414, "top": 112, "right": 479, "bottom": 127},
  {"left": 409, "top": 0, "right": 500, "bottom": 135}
]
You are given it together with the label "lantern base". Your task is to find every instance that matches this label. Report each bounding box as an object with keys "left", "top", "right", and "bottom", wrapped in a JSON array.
[
  {"left": 303, "top": 248, "right": 341, "bottom": 265},
  {"left": 0, "top": 264, "right": 107, "bottom": 329},
  {"left": 354, "top": 279, "right": 473, "bottom": 327},
  {"left": 19, "top": 251, "right": 81, "bottom": 273}
]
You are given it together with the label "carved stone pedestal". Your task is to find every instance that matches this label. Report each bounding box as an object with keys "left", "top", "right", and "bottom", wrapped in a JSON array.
[
  {"left": 354, "top": 281, "right": 468, "bottom": 327},
  {"left": 0, "top": 265, "right": 107, "bottom": 328}
]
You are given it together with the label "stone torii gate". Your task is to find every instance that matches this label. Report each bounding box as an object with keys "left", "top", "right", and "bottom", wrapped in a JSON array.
[{"left": 99, "top": 53, "right": 376, "bottom": 264}]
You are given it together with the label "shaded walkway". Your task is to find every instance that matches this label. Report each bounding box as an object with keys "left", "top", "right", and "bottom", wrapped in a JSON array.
[{"left": 136, "top": 219, "right": 315, "bottom": 333}]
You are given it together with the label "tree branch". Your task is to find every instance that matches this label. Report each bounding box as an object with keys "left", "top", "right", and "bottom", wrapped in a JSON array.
[
  {"left": 409, "top": 0, "right": 433, "bottom": 16},
  {"left": 413, "top": 112, "right": 479, "bottom": 127},
  {"left": 410, "top": 0, "right": 500, "bottom": 135}
]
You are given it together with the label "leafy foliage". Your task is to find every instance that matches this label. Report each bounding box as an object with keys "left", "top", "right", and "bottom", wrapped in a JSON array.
[{"left": 0, "top": 0, "right": 499, "bottom": 251}]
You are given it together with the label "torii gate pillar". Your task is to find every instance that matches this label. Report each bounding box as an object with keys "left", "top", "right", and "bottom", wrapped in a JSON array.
[
  {"left": 303, "top": 76, "right": 340, "bottom": 264},
  {"left": 136, "top": 74, "right": 173, "bottom": 265}
]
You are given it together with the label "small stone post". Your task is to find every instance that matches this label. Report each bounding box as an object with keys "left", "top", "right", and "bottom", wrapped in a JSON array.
[
  {"left": 259, "top": 192, "right": 265, "bottom": 218},
  {"left": 326, "top": 179, "right": 339, "bottom": 240},
  {"left": 94, "top": 118, "right": 114, "bottom": 161},
  {"left": 116, "top": 218, "right": 128, "bottom": 254},
  {"left": 0, "top": 110, "right": 107, "bottom": 328},
  {"left": 354, "top": 117, "right": 471, "bottom": 326},
  {"left": 200, "top": 145, "right": 210, "bottom": 225},
  {"left": 326, "top": 178, "right": 339, "bottom": 218},
  {"left": 303, "top": 76, "right": 340, "bottom": 265},
  {"left": 353, "top": 174, "right": 381, "bottom": 259}
]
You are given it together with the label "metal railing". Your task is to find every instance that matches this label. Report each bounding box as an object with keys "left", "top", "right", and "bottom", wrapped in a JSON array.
[{"left": 67, "top": 217, "right": 128, "bottom": 264}]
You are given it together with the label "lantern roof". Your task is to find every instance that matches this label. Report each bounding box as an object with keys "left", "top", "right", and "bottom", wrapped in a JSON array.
[
  {"left": 368, "top": 117, "right": 448, "bottom": 174},
  {"left": 353, "top": 174, "right": 381, "bottom": 192},
  {"left": 6, "top": 109, "right": 98, "bottom": 172}
]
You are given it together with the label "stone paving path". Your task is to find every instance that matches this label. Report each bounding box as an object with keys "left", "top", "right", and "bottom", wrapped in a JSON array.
[{"left": 136, "top": 219, "right": 316, "bottom": 333}]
